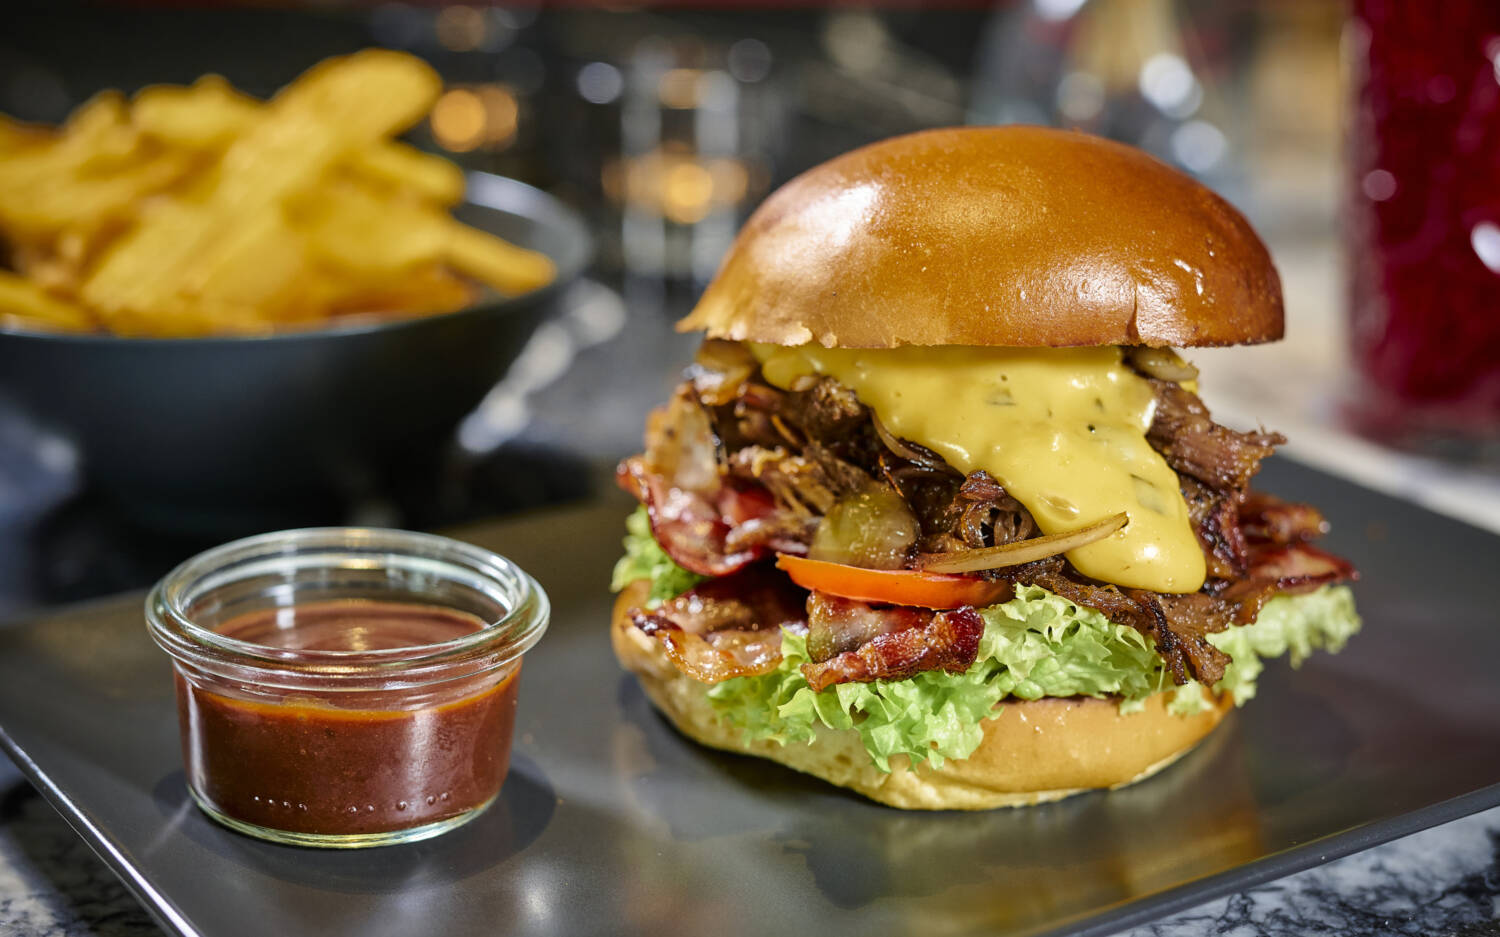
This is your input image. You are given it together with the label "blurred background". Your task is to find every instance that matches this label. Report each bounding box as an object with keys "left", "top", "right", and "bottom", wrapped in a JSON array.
[{"left": 0, "top": 0, "right": 1496, "bottom": 616}]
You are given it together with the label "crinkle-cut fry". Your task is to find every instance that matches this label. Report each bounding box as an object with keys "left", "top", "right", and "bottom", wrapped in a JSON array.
[
  {"left": 0, "top": 149, "right": 197, "bottom": 239},
  {"left": 293, "top": 181, "right": 448, "bottom": 275},
  {"left": 0, "top": 93, "right": 139, "bottom": 197},
  {"left": 347, "top": 142, "right": 466, "bottom": 205},
  {"left": 132, "top": 78, "right": 464, "bottom": 205},
  {"left": 9, "top": 244, "right": 82, "bottom": 296},
  {"left": 318, "top": 262, "right": 475, "bottom": 321},
  {"left": 130, "top": 75, "right": 260, "bottom": 150},
  {"left": 99, "top": 295, "right": 276, "bottom": 338},
  {"left": 0, "top": 115, "right": 51, "bottom": 152},
  {"left": 180, "top": 209, "right": 313, "bottom": 316},
  {"left": 82, "top": 49, "right": 442, "bottom": 318},
  {"left": 0, "top": 270, "right": 94, "bottom": 332},
  {"left": 442, "top": 221, "right": 557, "bottom": 296}
]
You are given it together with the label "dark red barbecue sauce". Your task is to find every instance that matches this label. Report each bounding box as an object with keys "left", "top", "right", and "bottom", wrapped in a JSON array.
[{"left": 176, "top": 600, "right": 519, "bottom": 836}]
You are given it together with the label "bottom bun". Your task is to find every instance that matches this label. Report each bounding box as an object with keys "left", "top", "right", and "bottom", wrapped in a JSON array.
[{"left": 613, "top": 581, "right": 1232, "bottom": 810}]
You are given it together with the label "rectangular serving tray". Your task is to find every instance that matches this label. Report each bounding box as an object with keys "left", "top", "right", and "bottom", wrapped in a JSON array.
[{"left": 1, "top": 460, "right": 1497, "bottom": 937}]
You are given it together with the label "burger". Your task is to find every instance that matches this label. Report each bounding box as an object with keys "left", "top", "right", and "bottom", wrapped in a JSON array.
[{"left": 609, "top": 126, "right": 1360, "bottom": 810}]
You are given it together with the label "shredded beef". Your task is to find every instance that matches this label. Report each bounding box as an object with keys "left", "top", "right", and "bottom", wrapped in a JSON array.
[
  {"left": 1148, "top": 379, "right": 1286, "bottom": 492},
  {"left": 1181, "top": 476, "right": 1249, "bottom": 580}
]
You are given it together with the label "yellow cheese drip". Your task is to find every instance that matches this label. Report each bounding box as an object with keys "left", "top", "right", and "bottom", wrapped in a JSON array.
[{"left": 753, "top": 343, "right": 1206, "bottom": 593}]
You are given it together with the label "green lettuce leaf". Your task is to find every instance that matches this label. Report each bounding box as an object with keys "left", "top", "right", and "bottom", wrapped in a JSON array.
[
  {"left": 610, "top": 506, "right": 706, "bottom": 607},
  {"left": 1206, "top": 583, "right": 1362, "bottom": 705}
]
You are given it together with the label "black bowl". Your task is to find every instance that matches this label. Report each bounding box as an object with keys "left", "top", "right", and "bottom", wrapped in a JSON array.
[{"left": 0, "top": 173, "right": 591, "bottom": 533}]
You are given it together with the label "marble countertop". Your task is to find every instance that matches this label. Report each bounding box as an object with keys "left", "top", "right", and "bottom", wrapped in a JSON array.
[{"left": 3, "top": 265, "right": 1499, "bottom": 936}]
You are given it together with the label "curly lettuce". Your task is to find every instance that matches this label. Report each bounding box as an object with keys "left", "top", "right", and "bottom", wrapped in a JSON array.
[{"left": 611, "top": 513, "right": 1362, "bottom": 772}]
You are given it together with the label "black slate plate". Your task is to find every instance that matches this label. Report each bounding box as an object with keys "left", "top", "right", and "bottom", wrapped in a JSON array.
[{"left": 1, "top": 460, "right": 1498, "bottom": 937}]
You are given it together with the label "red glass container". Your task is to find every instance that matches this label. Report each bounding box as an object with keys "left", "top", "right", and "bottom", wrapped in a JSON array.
[{"left": 1347, "top": 0, "right": 1500, "bottom": 451}]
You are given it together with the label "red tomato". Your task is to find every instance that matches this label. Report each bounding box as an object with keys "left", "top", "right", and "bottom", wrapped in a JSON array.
[{"left": 775, "top": 555, "right": 1010, "bottom": 609}]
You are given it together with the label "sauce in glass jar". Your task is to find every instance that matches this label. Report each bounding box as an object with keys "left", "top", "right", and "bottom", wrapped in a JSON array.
[{"left": 148, "top": 530, "right": 549, "bottom": 848}]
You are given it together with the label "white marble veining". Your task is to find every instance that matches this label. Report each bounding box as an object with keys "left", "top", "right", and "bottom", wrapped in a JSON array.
[
  {"left": 0, "top": 759, "right": 159, "bottom": 937},
  {"left": 1124, "top": 808, "right": 1500, "bottom": 937}
]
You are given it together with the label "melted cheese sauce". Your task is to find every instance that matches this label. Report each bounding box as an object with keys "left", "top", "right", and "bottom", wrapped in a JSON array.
[{"left": 753, "top": 343, "right": 1206, "bottom": 593}]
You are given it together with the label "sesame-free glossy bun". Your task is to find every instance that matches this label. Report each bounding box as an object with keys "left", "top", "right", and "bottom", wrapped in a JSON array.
[
  {"left": 678, "top": 126, "right": 1282, "bottom": 350},
  {"left": 613, "top": 582, "right": 1231, "bottom": 810}
]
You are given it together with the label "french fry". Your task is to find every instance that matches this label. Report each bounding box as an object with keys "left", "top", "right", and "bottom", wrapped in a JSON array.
[
  {"left": 84, "top": 50, "right": 442, "bottom": 318},
  {"left": 0, "top": 116, "right": 51, "bottom": 153},
  {"left": 182, "top": 210, "right": 315, "bottom": 318},
  {"left": 442, "top": 221, "right": 557, "bottom": 296},
  {"left": 0, "top": 270, "right": 94, "bottom": 331},
  {"left": 317, "top": 263, "right": 475, "bottom": 320},
  {"left": 348, "top": 142, "right": 466, "bottom": 205},
  {"left": 0, "top": 50, "right": 553, "bottom": 337},
  {"left": 294, "top": 181, "right": 448, "bottom": 276},
  {"left": 0, "top": 149, "right": 196, "bottom": 240},
  {"left": 131, "top": 76, "right": 259, "bottom": 150},
  {"left": 134, "top": 78, "right": 464, "bottom": 204}
]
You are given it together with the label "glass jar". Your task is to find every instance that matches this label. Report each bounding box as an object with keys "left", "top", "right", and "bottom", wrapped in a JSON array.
[
  {"left": 146, "top": 528, "right": 549, "bottom": 849},
  {"left": 1346, "top": 0, "right": 1500, "bottom": 454}
]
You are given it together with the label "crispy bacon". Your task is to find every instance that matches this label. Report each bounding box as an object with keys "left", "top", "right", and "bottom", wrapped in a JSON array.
[
  {"left": 801, "top": 605, "right": 984, "bottom": 693},
  {"left": 1218, "top": 542, "right": 1359, "bottom": 623},
  {"left": 805, "top": 592, "right": 930, "bottom": 663},
  {"left": 1239, "top": 492, "right": 1329, "bottom": 545},
  {"left": 619, "top": 387, "right": 809, "bottom": 576},
  {"left": 630, "top": 567, "right": 808, "bottom": 684}
]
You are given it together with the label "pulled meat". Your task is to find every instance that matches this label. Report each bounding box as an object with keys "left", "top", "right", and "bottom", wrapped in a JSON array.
[
  {"left": 1148, "top": 379, "right": 1286, "bottom": 491},
  {"left": 801, "top": 604, "right": 984, "bottom": 693},
  {"left": 630, "top": 567, "right": 808, "bottom": 684},
  {"left": 916, "top": 469, "right": 1039, "bottom": 554}
]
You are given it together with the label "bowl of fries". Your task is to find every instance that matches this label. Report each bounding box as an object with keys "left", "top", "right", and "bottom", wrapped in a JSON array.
[{"left": 0, "top": 51, "right": 590, "bottom": 530}]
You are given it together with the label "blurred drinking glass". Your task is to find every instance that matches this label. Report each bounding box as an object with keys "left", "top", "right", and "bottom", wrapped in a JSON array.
[{"left": 1347, "top": 1, "right": 1500, "bottom": 456}]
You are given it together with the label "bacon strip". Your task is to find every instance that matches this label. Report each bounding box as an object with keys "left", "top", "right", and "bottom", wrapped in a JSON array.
[
  {"left": 618, "top": 386, "right": 808, "bottom": 576},
  {"left": 800, "top": 606, "right": 984, "bottom": 693},
  {"left": 1218, "top": 542, "right": 1359, "bottom": 624},
  {"left": 805, "top": 592, "right": 930, "bottom": 663},
  {"left": 629, "top": 567, "right": 808, "bottom": 684},
  {"left": 1239, "top": 492, "right": 1329, "bottom": 545}
]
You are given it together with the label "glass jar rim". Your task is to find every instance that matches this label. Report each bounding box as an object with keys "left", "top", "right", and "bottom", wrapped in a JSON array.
[{"left": 146, "top": 527, "right": 549, "bottom": 680}]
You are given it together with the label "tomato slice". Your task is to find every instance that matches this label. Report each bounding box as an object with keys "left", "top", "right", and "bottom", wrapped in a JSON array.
[{"left": 775, "top": 554, "right": 1010, "bottom": 609}]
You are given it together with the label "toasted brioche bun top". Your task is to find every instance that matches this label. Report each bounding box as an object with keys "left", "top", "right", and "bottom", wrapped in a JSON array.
[{"left": 678, "top": 126, "right": 1283, "bottom": 349}]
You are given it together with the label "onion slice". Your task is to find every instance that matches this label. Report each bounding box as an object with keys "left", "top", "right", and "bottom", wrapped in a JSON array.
[
  {"left": 871, "top": 412, "right": 958, "bottom": 474},
  {"left": 1125, "top": 347, "right": 1199, "bottom": 383},
  {"left": 915, "top": 512, "right": 1129, "bottom": 574}
]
